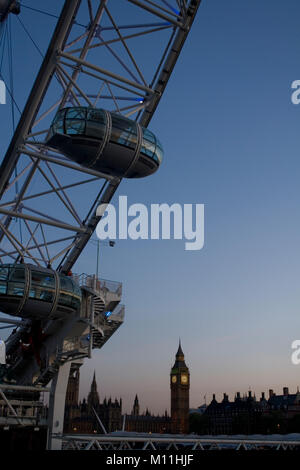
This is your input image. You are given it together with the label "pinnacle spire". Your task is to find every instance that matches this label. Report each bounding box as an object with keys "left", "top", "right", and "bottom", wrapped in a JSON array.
[
  {"left": 87, "top": 370, "right": 100, "bottom": 409},
  {"left": 171, "top": 338, "right": 188, "bottom": 371},
  {"left": 176, "top": 338, "right": 184, "bottom": 358},
  {"left": 93, "top": 370, "right": 96, "bottom": 381}
]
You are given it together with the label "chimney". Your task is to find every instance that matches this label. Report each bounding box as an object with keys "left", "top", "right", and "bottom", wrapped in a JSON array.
[
  {"left": 283, "top": 387, "right": 289, "bottom": 396},
  {"left": 269, "top": 389, "right": 274, "bottom": 398}
]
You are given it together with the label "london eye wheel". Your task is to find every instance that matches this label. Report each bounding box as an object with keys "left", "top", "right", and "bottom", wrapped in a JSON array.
[{"left": 0, "top": 0, "right": 201, "bottom": 448}]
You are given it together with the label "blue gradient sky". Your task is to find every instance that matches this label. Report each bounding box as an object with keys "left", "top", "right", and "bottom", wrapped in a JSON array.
[{"left": 1, "top": 0, "right": 300, "bottom": 414}]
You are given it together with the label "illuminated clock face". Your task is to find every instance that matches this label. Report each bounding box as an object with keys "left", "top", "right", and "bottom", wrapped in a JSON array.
[
  {"left": 181, "top": 374, "right": 188, "bottom": 384},
  {"left": 171, "top": 375, "right": 177, "bottom": 383}
]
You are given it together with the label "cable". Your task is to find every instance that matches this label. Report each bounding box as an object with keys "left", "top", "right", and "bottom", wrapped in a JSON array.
[
  {"left": 20, "top": 3, "right": 86, "bottom": 29},
  {"left": 0, "top": 72, "right": 22, "bottom": 115},
  {"left": 16, "top": 15, "right": 43, "bottom": 58},
  {"left": 0, "top": 21, "right": 7, "bottom": 72},
  {"left": 0, "top": 21, "right": 6, "bottom": 49},
  {"left": 20, "top": 4, "right": 61, "bottom": 21},
  {"left": 0, "top": 20, "right": 21, "bottom": 116},
  {"left": 16, "top": 14, "right": 79, "bottom": 109},
  {"left": 8, "top": 16, "right": 23, "bottom": 244},
  {"left": 8, "top": 16, "right": 15, "bottom": 130}
]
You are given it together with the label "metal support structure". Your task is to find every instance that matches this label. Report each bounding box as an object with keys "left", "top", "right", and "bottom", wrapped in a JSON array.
[
  {"left": 0, "top": 389, "right": 22, "bottom": 425},
  {"left": 0, "top": 384, "right": 50, "bottom": 393},
  {"left": 0, "top": 318, "right": 25, "bottom": 326},
  {"left": 0, "top": 0, "right": 81, "bottom": 199},
  {"left": 59, "top": 433, "right": 300, "bottom": 451},
  {"left": 92, "top": 406, "right": 107, "bottom": 434},
  {"left": 0, "top": 0, "right": 201, "bottom": 272},
  {"left": 46, "top": 361, "right": 72, "bottom": 451},
  {"left": 0, "top": 383, "right": 49, "bottom": 428},
  {"left": 0, "top": 0, "right": 202, "bottom": 449}
]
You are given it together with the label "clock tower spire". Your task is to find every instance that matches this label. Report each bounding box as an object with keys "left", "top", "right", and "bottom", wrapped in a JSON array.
[{"left": 170, "top": 340, "right": 190, "bottom": 434}]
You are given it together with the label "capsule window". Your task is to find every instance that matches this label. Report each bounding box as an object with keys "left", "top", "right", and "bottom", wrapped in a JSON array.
[
  {"left": 8, "top": 267, "right": 25, "bottom": 282},
  {"left": 52, "top": 109, "right": 66, "bottom": 124},
  {"left": 152, "top": 153, "right": 159, "bottom": 164},
  {"left": 58, "top": 109, "right": 66, "bottom": 119},
  {"left": 0, "top": 266, "right": 9, "bottom": 281},
  {"left": 141, "top": 129, "right": 163, "bottom": 164},
  {"left": 52, "top": 119, "right": 64, "bottom": 135},
  {"left": 87, "top": 108, "right": 106, "bottom": 123},
  {"left": 64, "top": 108, "right": 87, "bottom": 135},
  {"left": 65, "top": 119, "right": 86, "bottom": 135},
  {"left": 65, "top": 108, "right": 87, "bottom": 120},
  {"left": 111, "top": 115, "right": 137, "bottom": 150},
  {"left": 58, "top": 292, "right": 72, "bottom": 307},
  {"left": 70, "top": 295, "right": 81, "bottom": 310},
  {"left": 30, "top": 271, "right": 55, "bottom": 288},
  {"left": 29, "top": 271, "right": 55, "bottom": 301},
  {"left": 0, "top": 282, "right": 6, "bottom": 295},
  {"left": 73, "top": 284, "right": 82, "bottom": 297},
  {"left": 85, "top": 121, "right": 106, "bottom": 140},
  {"left": 0, "top": 266, "right": 9, "bottom": 295},
  {"left": 60, "top": 276, "right": 73, "bottom": 293},
  {"left": 85, "top": 108, "right": 107, "bottom": 139},
  {"left": 7, "top": 267, "right": 25, "bottom": 297},
  {"left": 51, "top": 109, "right": 66, "bottom": 136},
  {"left": 7, "top": 282, "right": 24, "bottom": 297},
  {"left": 155, "top": 141, "right": 163, "bottom": 163},
  {"left": 58, "top": 275, "right": 81, "bottom": 309},
  {"left": 58, "top": 291, "right": 80, "bottom": 309},
  {"left": 142, "top": 128, "right": 156, "bottom": 144},
  {"left": 141, "top": 139, "right": 156, "bottom": 159}
]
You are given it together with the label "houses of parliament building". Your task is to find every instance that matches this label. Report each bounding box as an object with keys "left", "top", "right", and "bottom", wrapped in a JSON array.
[
  {"left": 64, "top": 342, "right": 190, "bottom": 434},
  {"left": 64, "top": 342, "right": 300, "bottom": 436}
]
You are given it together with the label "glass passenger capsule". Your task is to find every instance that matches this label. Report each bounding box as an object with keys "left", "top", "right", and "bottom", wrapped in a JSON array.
[
  {"left": 46, "top": 107, "right": 163, "bottom": 178},
  {"left": 0, "top": 264, "right": 82, "bottom": 319}
]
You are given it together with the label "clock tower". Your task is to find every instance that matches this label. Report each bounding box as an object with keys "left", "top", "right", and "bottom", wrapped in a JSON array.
[{"left": 170, "top": 340, "right": 190, "bottom": 434}]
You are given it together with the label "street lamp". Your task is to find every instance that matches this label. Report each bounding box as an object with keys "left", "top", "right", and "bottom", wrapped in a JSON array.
[{"left": 95, "top": 239, "right": 115, "bottom": 280}]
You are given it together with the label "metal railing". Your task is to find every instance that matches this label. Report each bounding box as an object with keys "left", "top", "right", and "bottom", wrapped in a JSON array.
[
  {"left": 73, "top": 273, "right": 122, "bottom": 295},
  {"left": 59, "top": 433, "right": 300, "bottom": 451},
  {"left": 0, "top": 383, "right": 49, "bottom": 425},
  {"left": 107, "top": 304, "right": 125, "bottom": 321}
]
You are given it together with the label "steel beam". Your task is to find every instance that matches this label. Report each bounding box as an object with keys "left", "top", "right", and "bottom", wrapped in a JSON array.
[
  {"left": 0, "top": 0, "right": 82, "bottom": 199},
  {"left": 139, "top": 0, "right": 202, "bottom": 127},
  {"left": 59, "top": 178, "right": 120, "bottom": 274},
  {"left": 0, "top": 207, "right": 88, "bottom": 233},
  {"left": 47, "top": 361, "right": 72, "bottom": 450}
]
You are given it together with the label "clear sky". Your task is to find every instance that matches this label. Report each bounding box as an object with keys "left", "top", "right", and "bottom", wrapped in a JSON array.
[{"left": 1, "top": 0, "right": 300, "bottom": 415}]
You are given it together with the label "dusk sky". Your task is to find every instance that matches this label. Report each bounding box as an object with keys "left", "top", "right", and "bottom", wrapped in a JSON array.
[{"left": 1, "top": 0, "right": 300, "bottom": 415}]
